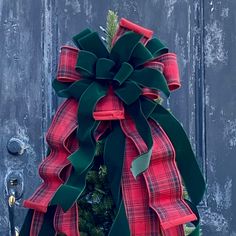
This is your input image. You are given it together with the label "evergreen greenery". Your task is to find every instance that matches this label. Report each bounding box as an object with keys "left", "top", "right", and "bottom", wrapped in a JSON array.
[
  {"left": 78, "top": 144, "right": 117, "bottom": 236},
  {"left": 105, "top": 10, "right": 118, "bottom": 51}
]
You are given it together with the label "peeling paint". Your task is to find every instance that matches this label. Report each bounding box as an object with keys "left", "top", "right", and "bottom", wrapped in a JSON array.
[
  {"left": 151, "top": 0, "right": 158, "bottom": 4},
  {"left": 83, "top": 0, "right": 93, "bottom": 24},
  {"left": 205, "top": 85, "right": 210, "bottom": 106},
  {"left": 0, "top": 197, "right": 9, "bottom": 230},
  {"left": 221, "top": 7, "right": 229, "bottom": 18},
  {"left": 42, "top": 0, "right": 53, "bottom": 132},
  {"left": 201, "top": 208, "right": 229, "bottom": 232},
  {"left": 0, "top": 0, "right": 3, "bottom": 23},
  {"left": 65, "top": 0, "right": 81, "bottom": 15},
  {"left": 223, "top": 119, "right": 236, "bottom": 148},
  {"left": 165, "top": 0, "right": 177, "bottom": 18},
  {"left": 208, "top": 152, "right": 216, "bottom": 173},
  {"left": 204, "top": 21, "right": 228, "bottom": 67},
  {"left": 111, "top": 0, "right": 139, "bottom": 19},
  {"left": 212, "top": 178, "right": 232, "bottom": 210},
  {"left": 209, "top": 105, "right": 216, "bottom": 116},
  {"left": 0, "top": 0, "right": 235, "bottom": 234},
  {"left": 174, "top": 33, "right": 188, "bottom": 71}
]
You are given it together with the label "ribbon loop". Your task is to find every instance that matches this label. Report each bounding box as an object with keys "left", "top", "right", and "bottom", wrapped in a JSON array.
[
  {"left": 146, "top": 37, "right": 168, "bottom": 57},
  {"left": 113, "top": 62, "right": 133, "bottom": 85},
  {"left": 110, "top": 31, "right": 142, "bottom": 64},
  {"left": 75, "top": 31, "right": 109, "bottom": 58},
  {"left": 72, "top": 28, "right": 92, "bottom": 49},
  {"left": 75, "top": 50, "right": 97, "bottom": 77},
  {"left": 129, "top": 42, "right": 153, "bottom": 67},
  {"left": 95, "top": 58, "right": 115, "bottom": 80}
]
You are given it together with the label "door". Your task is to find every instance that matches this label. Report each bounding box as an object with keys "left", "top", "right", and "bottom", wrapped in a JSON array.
[
  {"left": 0, "top": 1, "right": 235, "bottom": 235},
  {"left": 0, "top": 0, "right": 52, "bottom": 235}
]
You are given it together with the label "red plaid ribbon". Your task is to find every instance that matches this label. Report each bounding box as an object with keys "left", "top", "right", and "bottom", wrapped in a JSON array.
[{"left": 23, "top": 18, "right": 196, "bottom": 235}]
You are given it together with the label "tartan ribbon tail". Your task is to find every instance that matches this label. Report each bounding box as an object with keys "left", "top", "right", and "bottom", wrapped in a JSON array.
[
  {"left": 120, "top": 117, "right": 197, "bottom": 235},
  {"left": 143, "top": 120, "right": 197, "bottom": 231},
  {"left": 21, "top": 99, "right": 79, "bottom": 235},
  {"left": 150, "top": 104, "right": 206, "bottom": 205},
  {"left": 54, "top": 204, "right": 80, "bottom": 236}
]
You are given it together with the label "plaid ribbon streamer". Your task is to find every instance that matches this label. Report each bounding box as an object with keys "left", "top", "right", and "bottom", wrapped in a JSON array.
[
  {"left": 120, "top": 116, "right": 196, "bottom": 236},
  {"left": 21, "top": 18, "right": 204, "bottom": 236}
]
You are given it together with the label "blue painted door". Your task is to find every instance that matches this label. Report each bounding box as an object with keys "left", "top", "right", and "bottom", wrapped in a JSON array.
[{"left": 0, "top": 1, "right": 235, "bottom": 235}]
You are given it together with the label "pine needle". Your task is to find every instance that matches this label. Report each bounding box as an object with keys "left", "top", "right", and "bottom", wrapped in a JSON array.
[{"left": 106, "top": 10, "right": 118, "bottom": 51}]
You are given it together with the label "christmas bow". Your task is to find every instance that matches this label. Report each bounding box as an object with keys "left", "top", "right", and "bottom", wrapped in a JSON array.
[{"left": 20, "top": 18, "right": 205, "bottom": 236}]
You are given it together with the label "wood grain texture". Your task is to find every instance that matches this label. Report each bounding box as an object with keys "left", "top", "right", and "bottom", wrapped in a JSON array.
[{"left": 0, "top": 0, "right": 235, "bottom": 235}]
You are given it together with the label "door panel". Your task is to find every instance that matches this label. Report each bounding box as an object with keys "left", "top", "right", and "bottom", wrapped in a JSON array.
[
  {"left": 201, "top": 0, "right": 236, "bottom": 235},
  {"left": 0, "top": 0, "right": 235, "bottom": 235},
  {"left": 0, "top": 0, "right": 51, "bottom": 235}
]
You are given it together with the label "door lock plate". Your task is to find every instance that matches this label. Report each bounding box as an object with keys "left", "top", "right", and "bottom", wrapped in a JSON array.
[{"left": 5, "top": 172, "right": 24, "bottom": 200}]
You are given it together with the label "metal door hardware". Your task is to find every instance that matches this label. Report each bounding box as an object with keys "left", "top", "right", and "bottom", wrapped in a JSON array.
[
  {"left": 8, "top": 193, "right": 16, "bottom": 207},
  {"left": 5, "top": 173, "right": 24, "bottom": 236},
  {"left": 6, "top": 172, "right": 24, "bottom": 200},
  {"left": 7, "top": 137, "right": 25, "bottom": 156}
]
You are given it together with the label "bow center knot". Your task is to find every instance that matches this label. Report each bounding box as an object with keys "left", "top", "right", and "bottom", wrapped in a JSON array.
[{"left": 95, "top": 58, "right": 134, "bottom": 87}]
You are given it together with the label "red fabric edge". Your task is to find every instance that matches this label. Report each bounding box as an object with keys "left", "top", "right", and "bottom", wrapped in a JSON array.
[
  {"left": 120, "top": 18, "right": 153, "bottom": 38},
  {"left": 93, "top": 111, "right": 125, "bottom": 120},
  {"left": 61, "top": 45, "right": 78, "bottom": 52}
]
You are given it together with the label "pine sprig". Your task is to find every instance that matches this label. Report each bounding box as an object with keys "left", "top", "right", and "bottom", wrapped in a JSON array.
[{"left": 106, "top": 10, "right": 118, "bottom": 51}]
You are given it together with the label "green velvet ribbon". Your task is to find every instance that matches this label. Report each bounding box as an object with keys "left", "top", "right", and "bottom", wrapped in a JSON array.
[{"left": 49, "top": 28, "right": 205, "bottom": 235}]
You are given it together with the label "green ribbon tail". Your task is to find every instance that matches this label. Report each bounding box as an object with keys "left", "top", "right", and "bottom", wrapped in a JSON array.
[
  {"left": 104, "top": 121, "right": 130, "bottom": 236},
  {"left": 150, "top": 104, "right": 206, "bottom": 205},
  {"left": 127, "top": 100, "right": 153, "bottom": 178},
  {"left": 185, "top": 199, "right": 201, "bottom": 236},
  {"left": 19, "top": 210, "right": 34, "bottom": 236},
  {"left": 108, "top": 201, "right": 130, "bottom": 236},
  {"left": 51, "top": 82, "right": 108, "bottom": 212},
  {"left": 38, "top": 206, "right": 57, "bottom": 236},
  {"left": 20, "top": 206, "right": 57, "bottom": 236},
  {"left": 104, "top": 121, "right": 125, "bottom": 206}
]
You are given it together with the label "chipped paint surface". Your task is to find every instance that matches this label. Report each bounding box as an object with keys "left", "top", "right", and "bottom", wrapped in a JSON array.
[
  {"left": 65, "top": 0, "right": 81, "bottom": 14},
  {"left": 165, "top": 0, "right": 177, "bottom": 18},
  {"left": 0, "top": 0, "right": 3, "bottom": 23},
  {"left": 223, "top": 119, "right": 236, "bottom": 148},
  {"left": 83, "top": 0, "right": 93, "bottom": 24},
  {"left": 212, "top": 179, "right": 232, "bottom": 210},
  {"left": 174, "top": 33, "right": 188, "bottom": 70},
  {"left": 0, "top": 0, "right": 235, "bottom": 235},
  {"left": 201, "top": 208, "right": 229, "bottom": 232},
  {"left": 0, "top": 0, "right": 48, "bottom": 233},
  {"left": 204, "top": 21, "right": 228, "bottom": 67},
  {"left": 221, "top": 7, "right": 229, "bottom": 18}
]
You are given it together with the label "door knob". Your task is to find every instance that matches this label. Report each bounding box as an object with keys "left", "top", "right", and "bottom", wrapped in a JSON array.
[{"left": 7, "top": 138, "right": 25, "bottom": 155}]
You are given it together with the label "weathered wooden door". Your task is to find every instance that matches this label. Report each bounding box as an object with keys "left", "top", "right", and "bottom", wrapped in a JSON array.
[{"left": 0, "top": 1, "right": 235, "bottom": 235}]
